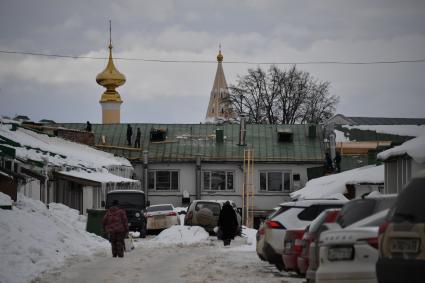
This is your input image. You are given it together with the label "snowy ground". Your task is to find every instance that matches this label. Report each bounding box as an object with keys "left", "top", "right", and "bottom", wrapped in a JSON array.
[
  {"left": 35, "top": 235, "right": 304, "bottom": 283},
  {"left": 0, "top": 193, "right": 304, "bottom": 283}
]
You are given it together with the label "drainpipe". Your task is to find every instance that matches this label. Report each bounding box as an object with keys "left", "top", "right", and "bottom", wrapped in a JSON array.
[
  {"left": 239, "top": 114, "right": 247, "bottom": 146},
  {"left": 195, "top": 154, "right": 202, "bottom": 200},
  {"left": 143, "top": 150, "right": 149, "bottom": 205}
]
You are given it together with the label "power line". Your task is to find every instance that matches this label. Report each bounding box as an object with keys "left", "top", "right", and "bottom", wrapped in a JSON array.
[{"left": 1, "top": 49, "right": 425, "bottom": 65}]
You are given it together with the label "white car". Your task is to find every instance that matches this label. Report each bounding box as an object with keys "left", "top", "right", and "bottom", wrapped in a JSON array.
[
  {"left": 145, "top": 204, "right": 180, "bottom": 231},
  {"left": 316, "top": 209, "right": 389, "bottom": 283},
  {"left": 262, "top": 199, "right": 347, "bottom": 270}
]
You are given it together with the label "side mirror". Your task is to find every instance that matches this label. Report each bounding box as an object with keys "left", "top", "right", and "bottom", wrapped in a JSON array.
[
  {"left": 237, "top": 207, "right": 242, "bottom": 216},
  {"left": 101, "top": 200, "right": 105, "bottom": 208},
  {"left": 146, "top": 200, "right": 151, "bottom": 207}
]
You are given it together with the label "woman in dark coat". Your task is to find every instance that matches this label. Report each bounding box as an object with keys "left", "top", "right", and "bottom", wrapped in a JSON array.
[{"left": 218, "top": 201, "right": 239, "bottom": 246}]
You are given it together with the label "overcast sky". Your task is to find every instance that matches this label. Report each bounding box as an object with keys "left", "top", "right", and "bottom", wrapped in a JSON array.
[{"left": 1, "top": 0, "right": 424, "bottom": 123}]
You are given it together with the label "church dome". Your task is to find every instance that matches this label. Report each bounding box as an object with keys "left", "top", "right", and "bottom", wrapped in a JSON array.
[{"left": 96, "top": 44, "right": 126, "bottom": 89}]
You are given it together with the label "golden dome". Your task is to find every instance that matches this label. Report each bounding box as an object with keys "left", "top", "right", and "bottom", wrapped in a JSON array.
[
  {"left": 96, "top": 43, "right": 126, "bottom": 103},
  {"left": 217, "top": 49, "right": 223, "bottom": 62}
]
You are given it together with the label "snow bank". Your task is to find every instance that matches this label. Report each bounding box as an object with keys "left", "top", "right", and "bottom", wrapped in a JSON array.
[
  {"left": 290, "top": 165, "right": 384, "bottom": 200},
  {"left": 378, "top": 134, "right": 425, "bottom": 164},
  {"left": 0, "top": 194, "right": 108, "bottom": 283},
  {"left": 343, "top": 125, "right": 425, "bottom": 137},
  {"left": 148, "top": 226, "right": 209, "bottom": 247},
  {"left": 0, "top": 191, "right": 12, "bottom": 206}
]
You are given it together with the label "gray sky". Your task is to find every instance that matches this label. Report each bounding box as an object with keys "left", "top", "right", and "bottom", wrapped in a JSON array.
[{"left": 1, "top": 0, "right": 424, "bottom": 123}]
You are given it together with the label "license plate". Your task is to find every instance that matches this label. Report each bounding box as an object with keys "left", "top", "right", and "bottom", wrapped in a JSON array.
[
  {"left": 391, "top": 238, "right": 419, "bottom": 253},
  {"left": 328, "top": 246, "right": 353, "bottom": 261}
]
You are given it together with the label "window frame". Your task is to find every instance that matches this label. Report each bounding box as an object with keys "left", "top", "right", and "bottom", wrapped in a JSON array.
[
  {"left": 148, "top": 170, "right": 180, "bottom": 191},
  {"left": 202, "top": 170, "right": 235, "bottom": 191},
  {"left": 259, "top": 170, "right": 292, "bottom": 192}
]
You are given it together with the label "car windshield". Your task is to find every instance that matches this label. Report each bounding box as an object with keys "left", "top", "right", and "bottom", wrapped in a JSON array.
[
  {"left": 390, "top": 177, "right": 425, "bottom": 223},
  {"left": 195, "top": 202, "right": 221, "bottom": 215},
  {"left": 147, "top": 205, "right": 173, "bottom": 212},
  {"left": 107, "top": 193, "right": 145, "bottom": 208}
]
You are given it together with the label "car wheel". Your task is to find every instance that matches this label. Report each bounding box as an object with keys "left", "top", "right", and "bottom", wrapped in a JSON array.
[{"left": 274, "top": 262, "right": 286, "bottom": 271}]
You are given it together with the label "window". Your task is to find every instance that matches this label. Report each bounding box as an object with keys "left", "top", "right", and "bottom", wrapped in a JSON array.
[
  {"left": 260, "top": 171, "right": 291, "bottom": 192},
  {"left": 202, "top": 171, "right": 234, "bottom": 191},
  {"left": 148, "top": 170, "right": 179, "bottom": 191}
]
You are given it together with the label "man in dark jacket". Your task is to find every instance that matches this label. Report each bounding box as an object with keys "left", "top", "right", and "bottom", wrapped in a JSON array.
[
  {"left": 218, "top": 201, "right": 239, "bottom": 246},
  {"left": 134, "top": 128, "right": 141, "bottom": 148},
  {"left": 126, "top": 124, "right": 133, "bottom": 146},
  {"left": 102, "top": 200, "right": 129, "bottom": 258}
]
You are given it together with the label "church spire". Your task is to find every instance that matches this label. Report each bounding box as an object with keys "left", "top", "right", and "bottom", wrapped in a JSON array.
[
  {"left": 205, "top": 45, "right": 234, "bottom": 121},
  {"left": 96, "top": 21, "right": 126, "bottom": 124}
]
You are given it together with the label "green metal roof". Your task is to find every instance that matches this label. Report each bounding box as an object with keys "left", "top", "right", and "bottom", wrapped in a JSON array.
[{"left": 59, "top": 123, "right": 324, "bottom": 163}]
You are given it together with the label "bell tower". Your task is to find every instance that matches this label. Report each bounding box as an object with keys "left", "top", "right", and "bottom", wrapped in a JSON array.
[{"left": 96, "top": 21, "right": 126, "bottom": 124}]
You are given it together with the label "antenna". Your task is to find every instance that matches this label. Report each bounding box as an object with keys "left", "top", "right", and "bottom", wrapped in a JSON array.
[{"left": 109, "top": 20, "right": 112, "bottom": 47}]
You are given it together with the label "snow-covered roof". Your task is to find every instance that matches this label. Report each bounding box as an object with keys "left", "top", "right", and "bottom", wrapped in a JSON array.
[
  {"left": 290, "top": 165, "right": 384, "bottom": 200},
  {"left": 57, "top": 169, "right": 139, "bottom": 184},
  {"left": 343, "top": 125, "right": 425, "bottom": 137},
  {"left": 0, "top": 124, "right": 131, "bottom": 170},
  {"left": 377, "top": 134, "right": 425, "bottom": 163}
]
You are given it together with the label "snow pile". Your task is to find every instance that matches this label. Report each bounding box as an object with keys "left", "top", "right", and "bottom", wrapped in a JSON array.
[
  {"left": 0, "top": 191, "right": 13, "bottom": 206},
  {"left": 0, "top": 194, "right": 108, "bottom": 283},
  {"left": 148, "top": 226, "right": 210, "bottom": 247},
  {"left": 378, "top": 134, "right": 425, "bottom": 164},
  {"left": 343, "top": 125, "right": 425, "bottom": 137},
  {"left": 291, "top": 165, "right": 384, "bottom": 200}
]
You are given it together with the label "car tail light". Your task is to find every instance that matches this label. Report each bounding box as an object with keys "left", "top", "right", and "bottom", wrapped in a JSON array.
[
  {"left": 378, "top": 220, "right": 390, "bottom": 235},
  {"left": 259, "top": 227, "right": 265, "bottom": 235},
  {"left": 266, "top": 220, "right": 285, "bottom": 229},
  {"left": 294, "top": 239, "right": 304, "bottom": 254},
  {"left": 186, "top": 211, "right": 193, "bottom": 221},
  {"left": 325, "top": 210, "right": 340, "bottom": 223},
  {"left": 358, "top": 237, "right": 379, "bottom": 249},
  {"left": 167, "top": 212, "right": 177, "bottom": 216}
]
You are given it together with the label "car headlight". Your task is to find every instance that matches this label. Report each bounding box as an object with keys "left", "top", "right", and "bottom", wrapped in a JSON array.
[{"left": 135, "top": 212, "right": 141, "bottom": 218}]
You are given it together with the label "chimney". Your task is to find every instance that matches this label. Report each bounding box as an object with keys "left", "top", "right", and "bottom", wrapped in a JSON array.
[{"left": 239, "top": 114, "right": 247, "bottom": 146}]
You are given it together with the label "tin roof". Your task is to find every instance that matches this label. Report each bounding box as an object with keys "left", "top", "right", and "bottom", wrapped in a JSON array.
[{"left": 59, "top": 123, "right": 324, "bottom": 163}]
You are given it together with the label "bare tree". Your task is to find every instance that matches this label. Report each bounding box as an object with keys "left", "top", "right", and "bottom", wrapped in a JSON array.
[{"left": 229, "top": 65, "right": 338, "bottom": 124}]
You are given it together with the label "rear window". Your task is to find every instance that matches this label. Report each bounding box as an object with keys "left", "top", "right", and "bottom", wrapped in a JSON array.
[
  {"left": 298, "top": 204, "right": 343, "bottom": 221},
  {"left": 389, "top": 177, "right": 425, "bottom": 223},
  {"left": 195, "top": 202, "right": 221, "bottom": 216},
  {"left": 337, "top": 199, "right": 376, "bottom": 228},
  {"left": 147, "top": 205, "right": 173, "bottom": 212}
]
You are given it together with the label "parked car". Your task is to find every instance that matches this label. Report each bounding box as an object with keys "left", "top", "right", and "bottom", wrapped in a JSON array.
[
  {"left": 257, "top": 207, "right": 280, "bottom": 261},
  {"left": 282, "top": 228, "right": 305, "bottom": 272},
  {"left": 316, "top": 209, "right": 389, "bottom": 283},
  {"left": 299, "top": 208, "right": 341, "bottom": 278},
  {"left": 145, "top": 204, "right": 180, "bottom": 231},
  {"left": 184, "top": 200, "right": 242, "bottom": 234},
  {"left": 376, "top": 171, "right": 425, "bottom": 283},
  {"left": 262, "top": 199, "right": 347, "bottom": 271},
  {"left": 103, "top": 190, "right": 148, "bottom": 238}
]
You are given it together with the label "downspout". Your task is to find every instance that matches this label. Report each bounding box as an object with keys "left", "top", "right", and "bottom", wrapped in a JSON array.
[
  {"left": 143, "top": 150, "right": 149, "bottom": 205},
  {"left": 195, "top": 155, "right": 202, "bottom": 200}
]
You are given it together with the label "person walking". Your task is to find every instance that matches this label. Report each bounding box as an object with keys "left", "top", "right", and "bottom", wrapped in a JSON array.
[
  {"left": 334, "top": 150, "right": 342, "bottom": 173},
  {"left": 217, "top": 201, "right": 239, "bottom": 246},
  {"left": 134, "top": 128, "right": 141, "bottom": 148},
  {"left": 126, "top": 124, "right": 133, "bottom": 146},
  {"left": 85, "top": 121, "right": 92, "bottom": 132},
  {"left": 102, "top": 200, "right": 129, "bottom": 258}
]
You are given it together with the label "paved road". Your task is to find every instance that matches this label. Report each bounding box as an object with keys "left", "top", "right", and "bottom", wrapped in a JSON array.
[{"left": 35, "top": 236, "right": 304, "bottom": 283}]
